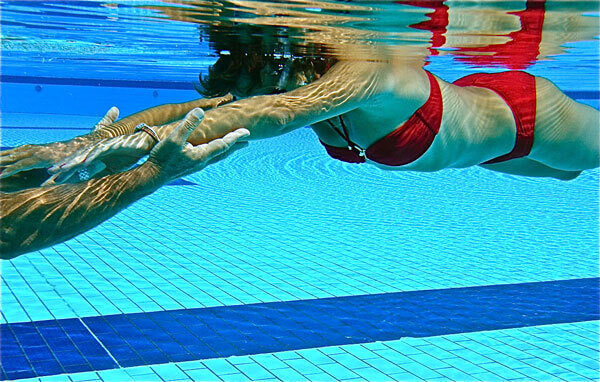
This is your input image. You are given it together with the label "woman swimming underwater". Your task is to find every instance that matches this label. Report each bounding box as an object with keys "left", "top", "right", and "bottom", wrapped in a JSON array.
[
  {"left": 11, "top": 47, "right": 596, "bottom": 185},
  {"left": 0, "top": 10, "right": 598, "bottom": 258},
  {"left": 2, "top": 2, "right": 598, "bottom": 185}
]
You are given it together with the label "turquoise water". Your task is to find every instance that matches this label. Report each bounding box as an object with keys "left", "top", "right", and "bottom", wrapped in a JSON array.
[{"left": 1, "top": 1, "right": 599, "bottom": 382}]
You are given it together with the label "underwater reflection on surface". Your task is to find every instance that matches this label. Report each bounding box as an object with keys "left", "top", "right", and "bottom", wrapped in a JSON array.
[{"left": 145, "top": 0, "right": 599, "bottom": 67}]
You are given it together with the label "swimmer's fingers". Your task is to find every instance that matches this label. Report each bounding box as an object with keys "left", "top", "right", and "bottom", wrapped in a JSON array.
[
  {"left": 91, "top": 106, "right": 120, "bottom": 132},
  {"left": 151, "top": 108, "right": 205, "bottom": 162},
  {"left": 0, "top": 145, "right": 39, "bottom": 168},
  {"left": 0, "top": 157, "right": 44, "bottom": 179},
  {"left": 49, "top": 133, "right": 153, "bottom": 184},
  {"left": 48, "top": 142, "right": 106, "bottom": 176},
  {"left": 192, "top": 128, "right": 250, "bottom": 164},
  {"left": 147, "top": 108, "right": 205, "bottom": 170},
  {"left": 196, "top": 94, "right": 234, "bottom": 109},
  {"left": 148, "top": 109, "right": 248, "bottom": 181},
  {"left": 42, "top": 161, "right": 107, "bottom": 186}
]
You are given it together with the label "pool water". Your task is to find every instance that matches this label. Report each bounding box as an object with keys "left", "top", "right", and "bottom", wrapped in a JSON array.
[{"left": 1, "top": 1, "right": 599, "bottom": 381}]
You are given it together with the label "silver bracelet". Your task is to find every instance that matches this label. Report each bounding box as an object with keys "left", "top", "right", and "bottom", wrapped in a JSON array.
[{"left": 134, "top": 123, "right": 160, "bottom": 143}]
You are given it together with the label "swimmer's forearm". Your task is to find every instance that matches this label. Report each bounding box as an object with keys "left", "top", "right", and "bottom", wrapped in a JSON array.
[
  {"left": 0, "top": 162, "right": 164, "bottom": 260},
  {"left": 147, "top": 96, "right": 299, "bottom": 144}
]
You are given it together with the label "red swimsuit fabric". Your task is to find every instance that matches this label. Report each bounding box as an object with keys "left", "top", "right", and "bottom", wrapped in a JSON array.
[
  {"left": 453, "top": 71, "right": 536, "bottom": 164},
  {"left": 320, "top": 71, "right": 536, "bottom": 166},
  {"left": 320, "top": 71, "right": 443, "bottom": 165}
]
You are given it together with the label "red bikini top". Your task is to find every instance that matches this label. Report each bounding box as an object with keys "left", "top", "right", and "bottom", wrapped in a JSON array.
[{"left": 320, "top": 70, "right": 443, "bottom": 166}]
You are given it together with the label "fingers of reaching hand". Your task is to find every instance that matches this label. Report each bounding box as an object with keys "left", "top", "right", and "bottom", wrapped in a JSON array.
[
  {"left": 193, "top": 128, "right": 250, "bottom": 163},
  {"left": 43, "top": 161, "right": 107, "bottom": 186},
  {"left": 167, "top": 108, "right": 205, "bottom": 146},
  {"left": 0, "top": 157, "right": 42, "bottom": 179},
  {"left": 199, "top": 94, "right": 234, "bottom": 109},
  {"left": 47, "top": 134, "right": 139, "bottom": 183},
  {"left": 0, "top": 144, "right": 34, "bottom": 167},
  {"left": 92, "top": 106, "right": 120, "bottom": 131},
  {"left": 48, "top": 143, "right": 103, "bottom": 175}
]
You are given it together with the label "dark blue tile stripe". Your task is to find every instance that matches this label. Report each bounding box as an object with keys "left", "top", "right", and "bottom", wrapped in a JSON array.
[
  {"left": 564, "top": 90, "right": 600, "bottom": 100},
  {"left": 1, "top": 75, "right": 195, "bottom": 90},
  {"left": 1, "top": 75, "right": 598, "bottom": 99},
  {"left": 0, "top": 126, "right": 89, "bottom": 131},
  {"left": 1, "top": 318, "right": 118, "bottom": 380},
  {"left": 1, "top": 278, "right": 598, "bottom": 379}
]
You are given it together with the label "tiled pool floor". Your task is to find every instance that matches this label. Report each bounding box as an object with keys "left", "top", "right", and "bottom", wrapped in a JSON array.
[
  {"left": 10, "top": 321, "right": 600, "bottom": 382},
  {"left": 1, "top": 116, "right": 599, "bottom": 381}
]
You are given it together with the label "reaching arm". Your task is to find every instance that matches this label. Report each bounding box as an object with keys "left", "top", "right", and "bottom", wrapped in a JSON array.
[
  {"left": 0, "top": 109, "right": 249, "bottom": 260},
  {"left": 44, "top": 61, "right": 391, "bottom": 183},
  {"left": 92, "top": 95, "right": 233, "bottom": 138},
  {"left": 0, "top": 95, "right": 233, "bottom": 192},
  {"left": 155, "top": 61, "right": 386, "bottom": 144}
]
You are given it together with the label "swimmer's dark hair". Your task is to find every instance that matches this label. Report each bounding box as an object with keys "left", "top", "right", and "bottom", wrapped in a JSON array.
[
  {"left": 197, "top": 53, "right": 335, "bottom": 97},
  {"left": 196, "top": 26, "right": 336, "bottom": 97}
]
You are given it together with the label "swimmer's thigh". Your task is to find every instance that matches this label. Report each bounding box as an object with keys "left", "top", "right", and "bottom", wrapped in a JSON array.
[
  {"left": 529, "top": 77, "right": 599, "bottom": 171},
  {"left": 480, "top": 157, "right": 581, "bottom": 180}
]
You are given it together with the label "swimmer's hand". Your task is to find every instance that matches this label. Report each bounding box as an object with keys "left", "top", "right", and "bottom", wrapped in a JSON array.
[
  {"left": 0, "top": 107, "right": 119, "bottom": 188},
  {"left": 44, "top": 127, "right": 155, "bottom": 186},
  {"left": 145, "top": 108, "right": 249, "bottom": 182}
]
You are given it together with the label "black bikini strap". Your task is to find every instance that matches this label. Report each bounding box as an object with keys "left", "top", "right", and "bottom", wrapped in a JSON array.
[
  {"left": 325, "top": 116, "right": 366, "bottom": 156},
  {"left": 326, "top": 116, "right": 353, "bottom": 148}
]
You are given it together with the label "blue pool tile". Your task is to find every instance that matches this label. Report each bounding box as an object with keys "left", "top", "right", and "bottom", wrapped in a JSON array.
[
  {"left": 24, "top": 346, "right": 54, "bottom": 363},
  {"left": 184, "top": 367, "right": 223, "bottom": 381},
  {"left": 137, "top": 349, "right": 169, "bottom": 365},
  {"left": 63, "top": 364, "right": 93, "bottom": 374},
  {"left": 151, "top": 363, "right": 188, "bottom": 380},
  {"left": 396, "top": 361, "right": 444, "bottom": 380},
  {"left": 297, "top": 349, "right": 335, "bottom": 366},
  {"left": 285, "top": 358, "right": 324, "bottom": 376},
  {"left": 328, "top": 353, "right": 370, "bottom": 370},
  {"left": 203, "top": 358, "right": 242, "bottom": 375},
  {"left": 3, "top": 278, "right": 599, "bottom": 380},
  {"left": 321, "top": 363, "right": 360, "bottom": 380},
  {"left": 53, "top": 349, "right": 87, "bottom": 367},
  {"left": 85, "top": 353, "right": 118, "bottom": 371},
  {"left": 235, "top": 363, "right": 276, "bottom": 380},
  {"left": 30, "top": 359, "right": 63, "bottom": 376},
  {"left": 4, "top": 369, "right": 36, "bottom": 381},
  {"left": 480, "top": 362, "right": 528, "bottom": 379},
  {"left": 436, "top": 367, "right": 480, "bottom": 381},
  {"left": 217, "top": 372, "right": 251, "bottom": 381},
  {"left": 251, "top": 354, "right": 288, "bottom": 371},
  {"left": 2, "top": 354, "right": 33, "bottom": 372},
  {"left": 167, "top": 352, "right": 197, "bottom": 363},
  {"left": 269, "top": 367, "right": 307, "bottom": 381},
  {"left": 352, "top": 367, "right": 394, "bottom": 382},
  {"left": 342, "top": 345, "right": 379, "bottom": 361},
  {"left": 97, "top": 368, "right": 133, "bottom": 382}
]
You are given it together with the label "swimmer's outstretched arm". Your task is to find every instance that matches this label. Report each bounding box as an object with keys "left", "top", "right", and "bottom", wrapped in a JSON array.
[
  {"left": 90, "top": 94, "right": 233, "bottom": 139},
  {"left": 0, "top": 95, "right": 233, "bottom": 190},
  {"left": 157, "top": 61, "right": 392, "bottom": 143},
  {"left": 0, "top": 109, "right": 249, "bottom": 260},
  {"left": 46, "top": 61, "right": 420, "bottom": 180}
]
